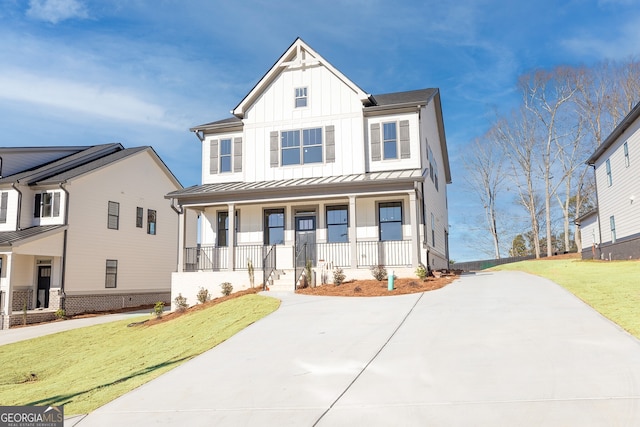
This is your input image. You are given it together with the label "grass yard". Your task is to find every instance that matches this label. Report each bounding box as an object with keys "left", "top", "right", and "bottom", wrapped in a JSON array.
[
  {"left": 492, "top": 257, "right": 640, "bottom": 337},
  {"left": 0, "top": 294, "right": 279, "bottom": 415}
]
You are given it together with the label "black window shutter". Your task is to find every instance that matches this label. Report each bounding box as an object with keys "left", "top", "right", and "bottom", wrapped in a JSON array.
[
  {"left": 34, "top": 193, "right": 41, "bottom": 217},
  {"left": 371, "top": 123, "right": 381, "bottom": 161},
  {"left": 234, "top": 137, "right": 243, "bottom": 172}
]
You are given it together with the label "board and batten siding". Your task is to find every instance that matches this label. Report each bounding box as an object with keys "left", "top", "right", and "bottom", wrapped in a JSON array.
[
  {"left": 64, "top": 150, "right": 181, "bottom": 294},
  {"left": 366, "top": 112, "right": 421, "bottom": 173},
  {"left": 594, "top": 120, "right": 640, "bottom": 244}
]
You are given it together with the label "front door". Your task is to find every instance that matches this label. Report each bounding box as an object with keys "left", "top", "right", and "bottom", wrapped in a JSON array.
[
  {"left": 37, "top": 265, "right": 51, "bottom": 308},
  {"left": 295, "top": 216, "right": 316, "bottom": 267}
]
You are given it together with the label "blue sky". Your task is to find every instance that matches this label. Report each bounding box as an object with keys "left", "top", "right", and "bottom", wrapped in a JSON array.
[{"left": 1, "top": 0, "right": 639, "bottom": 261}]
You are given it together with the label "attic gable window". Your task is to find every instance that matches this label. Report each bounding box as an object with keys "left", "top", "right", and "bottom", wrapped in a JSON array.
[{"left": 295, "top": 87, "right": 307, "bottom": 108}]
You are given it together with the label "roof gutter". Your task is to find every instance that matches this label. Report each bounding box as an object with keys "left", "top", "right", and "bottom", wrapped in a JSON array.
[{"left": 170, "top": 197, "right": 183, "bottom": 215}]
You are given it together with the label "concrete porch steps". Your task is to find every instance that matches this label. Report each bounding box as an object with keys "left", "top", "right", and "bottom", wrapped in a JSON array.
[{"left": 265, "top": 269, "right": 296, "bottom": 292}]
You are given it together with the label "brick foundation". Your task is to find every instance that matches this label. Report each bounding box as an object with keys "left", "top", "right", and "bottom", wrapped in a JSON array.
[
  {"left": 63, "top": 291, "right": 170, "bottom": 316},
  {"left": 12, "top": 290, "right": 33, "bottom": 311},
  {"left": 8, "top": 310, "right": 57, "bottom": 328}
]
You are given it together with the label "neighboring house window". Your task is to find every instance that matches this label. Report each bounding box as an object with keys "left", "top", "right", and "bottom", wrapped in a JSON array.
[
  {"left": 431, "top": 213, "right": 436, "bottom": 246},
  {"left": 434, "top": 167, "right": 439, "bottom": 191},
  {"left": 295, "top": 87, "right": 307, "bottom": 108},
  {"left": 379, "top": 202, "right": 402, "bottom": 241},
  {"left": 264, "top": 209, "right": 285, "bottom": 245},
  {"left": 35, "top": 192, "right": 61, "bottom": 218},
  {"left": 606, "top": 159, "right": 612, "bottom": 186},
  {"left": 220, "top": 139, "right": 232, "bottom": 173},
  {"left": 383, "top": 122, "right": 397, "bottom": 159},
  {"left": 624, "top": 142, "right": 630, "bottom": 167},
  {"left": 610, "top": 216, "right": 616, "bottom": 243},
  {"left": 147, "top": 209, "right": 156, "bottom": 235},
  {"left": 428, "top": 146, "right": 435, "bottom": 183},
  {"left": 105, "top": 260, "right": 117, "bottom": 288},
  {"left": 217, "top": 211, "right": 239, "bottom": 247},
  {"left": 281, "top": 128, "right": 323, "bottom": 165},
  {"left": 0, "top": 192, "right": 7, "bottom": 223},
  {"left": 107, "top": 201, "right": 119, "bottom": 229},
  {"left": 326, "top": 205, "right": 348, "bottom": 243},
  {"left": 136, "top": 207, "right": 143, "bottom": 228}
]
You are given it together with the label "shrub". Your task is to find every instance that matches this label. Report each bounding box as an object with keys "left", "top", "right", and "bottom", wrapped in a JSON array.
[
  {"left": 370, "top": 265, "right": 387, "bottom": 281},
  {"left": 54, "top": 309, "right": 66, "bottom": 319},
  {"left": 174, "top": 294, "right": 188, "bottom": 312},
  {"left": 196, "top": 287, "right": 211, "bottom": 304},
  {"left": 220, "top": 282, "right": 233, "bottom": 296},
  {"left": 415, "top": 264, "right": 428, "bottom": 281},
  {"left": 333, "top": 267, "right": 346, "bottom": 286},
  {"left": 153, "top": 301, "right": 164, "bottom": 318},
  {"left": 354, "top": 286, "right": 362, "bottom": 293}
]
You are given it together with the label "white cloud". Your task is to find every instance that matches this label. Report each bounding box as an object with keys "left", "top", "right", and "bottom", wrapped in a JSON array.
[
  {"left": 26, "top": 0, "right": 88, "bottom": 24},
  {"left": 0, "top": 69, "right": 186, "bottom": 130}
]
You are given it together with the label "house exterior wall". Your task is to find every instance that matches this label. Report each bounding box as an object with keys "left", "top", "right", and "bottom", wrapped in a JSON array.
[
  {"left": 577, "top": 213, "right": 600, "bottom": 260},
  {"left": 0, "top": 189, "right": 20, "bottom": 232},
  {"left": 63, "top": 150, "right": 180, "bottom": 301},
  {"left": 593, "top": 116, "right": 640, "bottom": 260}
]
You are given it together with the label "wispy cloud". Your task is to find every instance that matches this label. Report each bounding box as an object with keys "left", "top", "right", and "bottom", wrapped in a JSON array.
[{"left": 26, "top": 0, "right": 89, "bottom": 24}]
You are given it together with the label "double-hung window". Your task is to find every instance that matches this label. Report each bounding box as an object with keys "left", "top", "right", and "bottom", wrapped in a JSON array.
[
  {"left": 0, "top": 192, "right": 7, "bottom": 224},
  {"left": 136, "top": 207, "right": 143, "bottom": 228},
  {"left": 105, "top": 260, "right": 118, "bottom": 288},
  {"left": 35, "top": 192, "right": 61, "bottom": 218},
  {"left": 264, "top": 209, "right": 285, "bottom": 245},
  {"left": 379, "top": 202, "right": 402, "bottom": 241},
  {"left": 220, "top": 139, "right": 232, "bottom": 173},
  {"left": 295, "top": 87, "right": 307, "bottom": 108},
  {"left": 107, "top": 201, "right": 119, "bottom": 229},
  {"left": 383, "top": 123, "right": 397, "bottom": 159},
  {"left": 624, "top": 142, "right": 630, "bottom": 167},
  {"left": 606, "top": 159, "right": 612, "bottom": 186},
  {"left": 217, "top": 211, "right": 239, "bottom": 247},
  {"left": 147, "top": 209, "right": 156, "bottom": 235},
  {"left": 326, "top": 205, "right": 348, "bottom": 243},
  {"left": 281, "top": 128, "right": 323, "bottom": 165}
]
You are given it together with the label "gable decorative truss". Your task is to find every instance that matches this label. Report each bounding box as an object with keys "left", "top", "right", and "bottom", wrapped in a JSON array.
[{"left": 232, "top": 38, "right": 373, "bottom": 118}]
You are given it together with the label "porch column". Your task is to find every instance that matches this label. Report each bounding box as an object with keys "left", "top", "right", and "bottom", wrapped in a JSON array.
[
  {"left": 409, "top": 191, "right": 421, "bottom": 267},
  {"left": 1, "top": 253, "right": 14, "bottom": 329},
  {"left": 176, "top": 210, "right": 185, "bottom": 273},
  {"left": 349, "top": 195, "right": 358, "bottom": 269},
  {"left": 228, "top": 203, "right": 236, "bottom": 271}
]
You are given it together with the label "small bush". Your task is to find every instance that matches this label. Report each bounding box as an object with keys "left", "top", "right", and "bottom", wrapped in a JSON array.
[
  {"left": 370, "top": 265, "right": 387, "bottom": 281},
  {"left": 153, "top": 301, "right": 164, "bottom": 318},
  {"left": 54, "top": 309, "right": 66, "bottom": 319},
  {"left": 354, "top": 286, "right": 362, "bottom": 293},
  {"left": 409, "top": 281, "right": 420, "bottom": 288},
  {"left": 220, "top": 282, "right": 233, "bottom": 296},
  {"left": 415, "top": 264, "right": 428, "bottom": 281},
  {"left": 333, "top": 267, "right": 346, "bottom": 286},
  {"left": 174, "top": 294, "right": 188, "bottom": 312},
  {"left": 196, "top": 287, "right": 211, "bottom": 304}
]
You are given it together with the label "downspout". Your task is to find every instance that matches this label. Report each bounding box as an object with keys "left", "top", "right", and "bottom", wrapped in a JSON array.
[
  {"left": 59, "top": 183, "right": 70, "bottom": 310},
  {"left": 590, "top": 164, "right": 603, "bottom": 260},
  {"left": 170, "top": 198, "right": 184, "bottom": 274},
  {"left": 11, "top": 182, "right": 22, "bottom": 230}
]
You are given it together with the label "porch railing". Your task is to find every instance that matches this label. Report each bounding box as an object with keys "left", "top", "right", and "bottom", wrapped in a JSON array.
[
  {"left": 184, "top": 246, "right": 227, "bottom": 271},
  {"left": 316, "top": 242, "right": 350, "bottom": 267},
  {"left": 263, "top": 245, "right": 276, "bottom": 291},
  {"left": 357, "top": 240, "right": 412, "bottom": 267}
]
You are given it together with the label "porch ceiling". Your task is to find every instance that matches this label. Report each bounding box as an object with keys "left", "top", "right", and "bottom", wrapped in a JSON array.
[{"left": 166, "top": 168, "right": 425, "bottom": 205}]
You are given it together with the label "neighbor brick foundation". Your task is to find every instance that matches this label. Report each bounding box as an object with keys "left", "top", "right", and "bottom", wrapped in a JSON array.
[{"left": 63, "top": 291, "right": 170, "bottom": 316}]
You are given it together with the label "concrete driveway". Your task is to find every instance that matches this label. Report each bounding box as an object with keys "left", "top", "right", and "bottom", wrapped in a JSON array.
[{"left": 72, "top": 271, "right": 640, "bottom": 426}]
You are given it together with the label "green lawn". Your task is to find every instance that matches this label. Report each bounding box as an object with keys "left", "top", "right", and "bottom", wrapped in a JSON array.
[
  {"left": 0, "top": 294, "right": 280, "bottom": 415},
  {"left": 492, "top": 258, "right": 640, "bottom": 337}
]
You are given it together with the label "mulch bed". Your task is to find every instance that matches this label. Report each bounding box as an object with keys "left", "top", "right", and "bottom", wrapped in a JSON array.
[{"left": 295, "top": 276, "right": 457, "bottom": 297}]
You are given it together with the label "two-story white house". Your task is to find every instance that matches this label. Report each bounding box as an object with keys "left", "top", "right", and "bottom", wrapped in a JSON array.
[
  {"left": 580, "top": 101, "right": 640, "bottom": 260},
  {"left": 167, "top": 38, "right": 451, "bottom": 301},
  {"left": 0, "top": 143, "right": 187, "bottom": 328}
]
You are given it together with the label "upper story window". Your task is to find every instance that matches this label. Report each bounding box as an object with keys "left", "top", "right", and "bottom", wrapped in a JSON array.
[
  {"left": 107, "top": 201, "right": 119, "bottom": 229},
  {"left": 383, "top": 123, "right": 397, "bottom": 159},
  {"left": 605, "top": 159, "right": 612, "bottom": 186},
  {"left": 147, "top": 209, "right": 156, "bottom": 235},
  {"left": 220, "top": 139, "right": 232, "bottom": 173},
  {"left": 295, "top": 87, "right": 307, "bottom": 108},
  {"left": 0, "top": 192, "right": 7, "bottom": 224},
  {"left": 281, "top": 128, "right": 323, "bottom": 166},
  {"left": 34, "top": 192, "right": 61, "bottom": 218},
  {"left": 136, "top": 207, "right": 143, "bottom": 228},
  {"left": 326, "top": 205, "right": 348, "bottom": 243},
  {"left": 379, "top": 202, "right": 402, "bottom": 241},
  {"left": 624, "top": 142, "right": 630, "bottom": 167}
]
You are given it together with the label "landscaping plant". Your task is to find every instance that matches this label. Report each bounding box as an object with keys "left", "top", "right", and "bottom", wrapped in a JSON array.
[
  {"left": 196, "top": 287, "right": 211, "bottom": 304},
  {"left": 370, "top": 265, "right": 387, "bottom": 281},
  {"left": 220, "top": 282, "right": 233, "bottom": 296},
  {"left": 333, "top": 267, "right": 346, "bottom": 286},
  {"left": 174, "top": 294, "right": 188, "bottom": 312}
]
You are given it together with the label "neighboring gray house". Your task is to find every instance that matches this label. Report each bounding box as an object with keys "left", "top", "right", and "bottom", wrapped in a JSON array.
[
  {"left": 0, "top": 144, "right": 184, "bottom": 328},
  {"left": 582, "top": 102, "right": 640, "bottom": 260}
]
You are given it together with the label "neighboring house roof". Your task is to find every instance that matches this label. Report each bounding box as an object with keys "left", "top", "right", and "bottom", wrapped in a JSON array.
[
  {"left": 0, "top": 145, "right": 183, "bottom": 189},
  {"left": 587, "top": 101, "right": 640, "bottom": 165},
  {"left": 574, "top": 209, "right": 598, "bottom": 225},
  {"left": 167, "top": 169, "right": 424, "bottom": 203},
  {"left": 0, "top": 225, "right": 66, "bottom": 248}
]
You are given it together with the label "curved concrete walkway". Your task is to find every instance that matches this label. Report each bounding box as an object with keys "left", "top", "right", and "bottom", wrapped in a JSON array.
[{"left": 63, "top": 271, "right": 640, "bottom": 425}]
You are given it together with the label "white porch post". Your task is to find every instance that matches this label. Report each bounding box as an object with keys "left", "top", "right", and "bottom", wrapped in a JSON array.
[
  {"left": 409, "top": 191, "right": 421, "bottom": 267},
  {"left": 176, "top": 210, "right": 185, "bottom": 273},
  {"left": 1, "top": 253, "right": 14, "bottom": 329},
  {"left": 349, "top": 195, "right": 358, "bottom": 269},
  {"left": 228, "top": 203, "right": 236, "bottom": 271}
]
